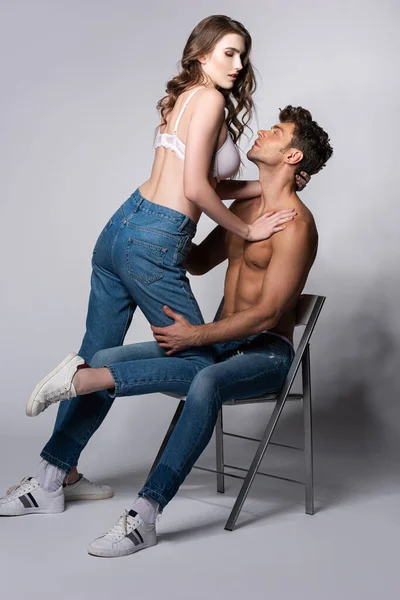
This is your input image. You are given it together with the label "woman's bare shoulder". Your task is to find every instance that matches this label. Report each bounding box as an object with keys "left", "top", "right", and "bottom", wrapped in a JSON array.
[{"left": 193, "top": 87, "right": 225, "bottom": 110}]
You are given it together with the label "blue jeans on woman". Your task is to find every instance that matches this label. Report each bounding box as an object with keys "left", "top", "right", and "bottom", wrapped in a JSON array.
[
  {"left": 44, "top": 333, "right": 294, "bottom": 508},
  {"left": 41, "top": 188, "right": 214, "bottom": 471}
]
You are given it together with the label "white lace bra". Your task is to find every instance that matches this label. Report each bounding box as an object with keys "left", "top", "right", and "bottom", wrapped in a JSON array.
[{"left": 154, "top": 87, "right": 240, "bottom": 182}]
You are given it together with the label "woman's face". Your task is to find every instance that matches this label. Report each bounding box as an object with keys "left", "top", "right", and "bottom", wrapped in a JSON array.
[{"left": 199, "top": 33, "right": 246, "bottom": 90}]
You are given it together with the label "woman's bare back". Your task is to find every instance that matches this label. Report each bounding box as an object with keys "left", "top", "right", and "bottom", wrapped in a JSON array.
[{"left": 139, "top": 87, "right": 229, "bottom": 222}]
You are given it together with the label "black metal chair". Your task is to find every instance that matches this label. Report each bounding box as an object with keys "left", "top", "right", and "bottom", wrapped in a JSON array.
[{"left": 148, "top": 294, "right": 325, "bottom": 530}]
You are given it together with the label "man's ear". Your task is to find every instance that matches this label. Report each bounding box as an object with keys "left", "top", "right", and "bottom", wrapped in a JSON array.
[{"left": 285, "top": 148, "right": 303, "bottom": 166}]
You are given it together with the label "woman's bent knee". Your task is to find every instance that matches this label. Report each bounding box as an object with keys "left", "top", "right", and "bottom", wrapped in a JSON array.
[{"left": 90, "top": 348, "right": 115, "bottom": 368}]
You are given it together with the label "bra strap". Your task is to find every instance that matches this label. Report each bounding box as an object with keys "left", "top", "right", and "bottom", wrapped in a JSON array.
[{"left": 173, "top": 87, "right": 202, "bottom": 135}]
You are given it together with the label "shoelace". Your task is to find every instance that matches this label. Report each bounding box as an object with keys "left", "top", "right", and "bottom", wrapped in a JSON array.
[
  {"left": 39, "top": 386, "right": 72, "bottom": 413},
  {"left": 6, "top": 477, "right": 34, "bottom": 499},
  {"left": 105, "top": 510, "right": 139, "bottom": 542},
  {"left": 42, "top": 385, "right": 69, "bottom": 405}
]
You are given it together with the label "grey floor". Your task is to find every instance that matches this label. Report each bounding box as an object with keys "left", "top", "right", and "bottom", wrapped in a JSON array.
[{"left": 1, "top": 404, "right": 400, "bottom": 600}]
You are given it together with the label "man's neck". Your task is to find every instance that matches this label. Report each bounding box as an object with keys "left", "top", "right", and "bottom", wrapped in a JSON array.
[{"left": 258, "top": 165, "right": 298, "bottom": 211}]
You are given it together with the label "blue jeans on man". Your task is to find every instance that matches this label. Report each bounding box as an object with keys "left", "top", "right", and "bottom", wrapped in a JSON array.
[{"left": 42, "top": 334, "right": 293, "bottom": 509}]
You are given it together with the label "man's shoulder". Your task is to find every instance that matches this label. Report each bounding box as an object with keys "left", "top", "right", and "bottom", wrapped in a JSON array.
[
  {"left": 273, "top": 211, "right": 318, "bottom": 253},
  {"left": 288, "top": 199, "right": 317, "bottom": 238},
  {"left": 292, "top": 211, "right": 317, "bottom": 236}
]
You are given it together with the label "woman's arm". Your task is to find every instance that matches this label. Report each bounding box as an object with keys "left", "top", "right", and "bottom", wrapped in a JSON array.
[
  {"left": 183, "top": 89, "right": 293, "bottom": 242},
  {"left": 216, "top": 179, "right": 261, "bottom": 201},
  {"left": 184, "top": 89, "right": 249, "bottom": 238}
]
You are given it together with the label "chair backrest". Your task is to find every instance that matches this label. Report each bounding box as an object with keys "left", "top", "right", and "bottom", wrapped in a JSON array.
[
  {"left": 295, "top": 294, "right": 326, "bottom": 341},
  {"left": 277, "top": 294, "right": 325, "bottom": 401},
  {"left": 296, "top": 294, "right": 322, "bottom": 326},
  {"left": 213, "top": 298, "right": 225, "bottom": 322}
]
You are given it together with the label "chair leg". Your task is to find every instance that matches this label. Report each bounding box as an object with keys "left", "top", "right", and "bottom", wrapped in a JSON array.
[
  {"left": 147, "top": 400, "right": 185, "bottom": 479},
  {"left": 302, "top": 344, "right": 315, "bottom": 515},
  {"left": 225, "top": 393, "right": 289, "bottom": 531},
  {"left": 215, "top": 409, "right": 225, "bottom": 493}
]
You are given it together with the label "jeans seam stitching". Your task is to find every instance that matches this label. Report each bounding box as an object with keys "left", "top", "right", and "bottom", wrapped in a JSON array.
[
  {"left": 116, "top": 377, "right": 193, "bottom": 396},
  {"left": 178, "top": 276, "right": 204, "bottom": 325},
  {"left": 126, "top": 222, "right": 185, "bottom": 242}
]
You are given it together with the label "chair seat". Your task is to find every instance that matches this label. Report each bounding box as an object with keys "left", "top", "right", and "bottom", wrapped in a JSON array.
[
  {"left": 162, "top": 392, "right": 303, "bottom": 404},
  {"left": 163, "top": 392, "right": 186, "bottom": 400},
  {"left": 226, "top": 393, "right": 303, "bottom": 405}
]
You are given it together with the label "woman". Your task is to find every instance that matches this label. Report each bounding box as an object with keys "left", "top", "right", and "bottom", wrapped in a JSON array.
[
  {"left": 29, "top": 16, "right": 302, "bottom": 429},
  {"left": 2, "top": 16, "right": 306, "bottom": 516}
]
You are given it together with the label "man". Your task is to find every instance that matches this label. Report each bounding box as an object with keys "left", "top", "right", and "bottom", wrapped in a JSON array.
[{"left": 0, "top": 106, "right": 332, "bottom": 558}]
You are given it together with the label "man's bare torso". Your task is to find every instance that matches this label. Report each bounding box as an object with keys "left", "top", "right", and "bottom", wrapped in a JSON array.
[{"left": 221, "top": 196, "right": 318, "bottom": 343}]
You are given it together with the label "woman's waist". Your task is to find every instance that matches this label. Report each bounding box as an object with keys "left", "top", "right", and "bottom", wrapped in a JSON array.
[
  {"left": 139, "top": 183, "right": 202, "bottom": 225},
  {"left": 119, "top": 187, "right": 198, "bottom": 239},
  {"left": 140, "top": 165, "right": 218, "bottom": 223}
]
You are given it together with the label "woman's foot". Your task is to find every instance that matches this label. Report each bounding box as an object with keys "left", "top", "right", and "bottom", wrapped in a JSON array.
[
  {"left": 87, "top": 509, "right": 157, "bottom": 558},
  {"left": 26, "top": 353, "right": 84, "bottom": 416}
]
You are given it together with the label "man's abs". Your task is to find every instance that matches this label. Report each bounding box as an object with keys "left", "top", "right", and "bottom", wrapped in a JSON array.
[{"left": 221, "top": 260, "right": 297, "bottom": 345}]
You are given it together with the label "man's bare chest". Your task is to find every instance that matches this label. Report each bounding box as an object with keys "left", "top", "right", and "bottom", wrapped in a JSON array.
[{"left": 226, "top": 234, "right": 273, "bottom": 271}]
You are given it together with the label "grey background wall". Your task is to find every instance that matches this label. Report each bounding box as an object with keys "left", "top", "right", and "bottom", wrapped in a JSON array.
[{"left": 1, "top": 0, "right": 399, "bottom": 500}]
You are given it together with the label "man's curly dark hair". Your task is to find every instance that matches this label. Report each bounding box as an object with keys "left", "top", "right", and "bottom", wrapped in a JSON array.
[{"left": 279, "top": 105, "right": 333, "bottom": 176}]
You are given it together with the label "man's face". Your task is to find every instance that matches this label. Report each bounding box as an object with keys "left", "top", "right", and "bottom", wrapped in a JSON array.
[{"left": 247, "top": 121, "right": 296, "bottom": 166}]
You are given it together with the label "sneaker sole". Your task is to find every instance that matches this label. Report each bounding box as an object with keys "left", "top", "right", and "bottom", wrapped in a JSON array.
[
  {"left": 26, "top": 353, "right": 78, "bottom": 417},
  {"left": 0, "top": 505, "right": 65, "bottom": 516},
  {"left": 65, "top": 490, "right": 114, "bottom": 502},
  {"left": 87, "top": 538, "right": 157, "bottom": 558}
]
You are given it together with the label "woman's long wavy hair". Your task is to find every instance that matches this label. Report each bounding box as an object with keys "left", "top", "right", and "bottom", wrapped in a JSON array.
[{"left": 157, "top": 15, "right": 256, "bottom": 144}]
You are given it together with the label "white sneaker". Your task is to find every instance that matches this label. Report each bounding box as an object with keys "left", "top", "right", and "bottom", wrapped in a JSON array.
[
  {"left": 64, "top": 475, "right": 113, "bottom": 502},
  {"left": 0, "top": 477, "right": 65, "bottom": 516},
  {"left": 87, "top": 509, "right": 157, "bottom": 558},
  {"left": 26, "top": 353, "right": 84, "bottom": 417}
]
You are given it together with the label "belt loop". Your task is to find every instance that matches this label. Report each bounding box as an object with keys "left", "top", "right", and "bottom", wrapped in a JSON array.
[
  {"left": 131, "top": 195, "right": 143, "bottom": 213},
  {"left": 178, "top": 215, "right": 189, "bottom": 232}
]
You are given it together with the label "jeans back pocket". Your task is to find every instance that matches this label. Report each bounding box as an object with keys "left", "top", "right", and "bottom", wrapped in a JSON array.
[{"left": 126, "top": 237, "right": 167, "bottom": 284}]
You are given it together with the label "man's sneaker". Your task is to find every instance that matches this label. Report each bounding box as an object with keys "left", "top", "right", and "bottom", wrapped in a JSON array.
[
  {"left": 26, "top": 353, "right": 84, "bottom": 417},
  {"left": 0, "top": 477, "right": 64, "bottom": 516},
  {"left": 87, "top": 509, "right": 157, "bottom": 558},
  {"left": 64, "top": 475, "right": 114, "bottom": 502}
]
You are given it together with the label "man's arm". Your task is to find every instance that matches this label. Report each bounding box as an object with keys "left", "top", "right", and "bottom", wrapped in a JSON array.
[{"left": 185, "top": 225, "right": 227, "bottom": 276}]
